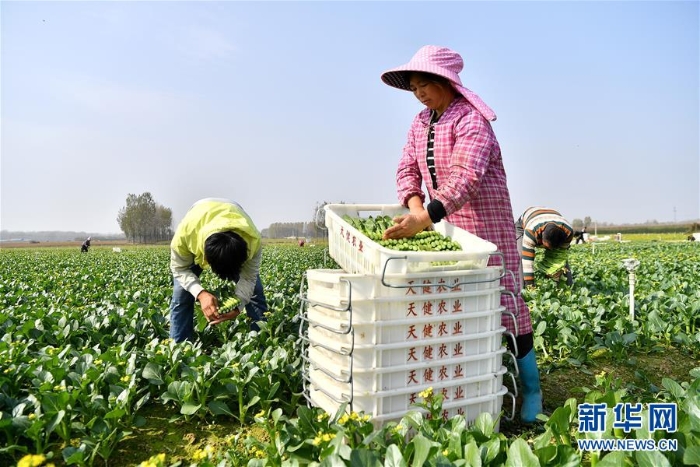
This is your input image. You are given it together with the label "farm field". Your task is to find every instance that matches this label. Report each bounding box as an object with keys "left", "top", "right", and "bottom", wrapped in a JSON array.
[{"left": 1, "top": 240, "right": 699, "bottom": 466}]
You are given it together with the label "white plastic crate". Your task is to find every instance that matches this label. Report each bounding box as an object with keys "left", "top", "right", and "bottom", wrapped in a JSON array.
[
  {"left": 306, "top": 267, "right": 503, "bottom": 301},
  {"left": 306, "top": 286, "right": 503, "bottom": 325},
  {"left": 325, "top": 204, "right": 498, "bottom": 275},
  {"left": 308, "top": 345, "right": 506, "bottom": 392},
  {"left": 307, "top": 327, "right": 505, "bottom": 368},
  {"left": 307, "top": 373, "right": 508, "bottom": 429},
  {"left": 306, "top": 305, "right": 504, "bottom": 346},
  {"left": 308, "top": 367, "right": 506, "bottom": 412}
]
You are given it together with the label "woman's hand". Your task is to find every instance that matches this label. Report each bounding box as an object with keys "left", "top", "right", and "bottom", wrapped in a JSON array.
[
  {"left": 383, "top": 211, "right": 432, "bottom": 240},
  {"left": 197, "top": 290, "right": 240, "bottom": 325}
]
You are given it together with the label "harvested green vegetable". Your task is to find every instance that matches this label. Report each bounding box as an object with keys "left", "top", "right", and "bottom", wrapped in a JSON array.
[
  {"left": 538, "top": 247, "right": 569, "bottom": 276},
  {"left": 341, "top": 214, "right": 462, "bottom": 252},
  {"left": 220, "top": 296, "right": 241, "bottom": 313},
  {"left": 199, "top": 272, "right": 240, "bottom": 313}
]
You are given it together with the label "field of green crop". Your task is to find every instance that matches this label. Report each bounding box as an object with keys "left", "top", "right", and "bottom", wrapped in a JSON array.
[{"left": 1, "top": 241, "right": 699, "bottom": 467}]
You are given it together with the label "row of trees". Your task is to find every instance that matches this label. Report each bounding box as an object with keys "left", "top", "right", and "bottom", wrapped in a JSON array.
[
  {"left": 261, "top": 222, "right": 326, "bottom": 239},
  {"left": 117, "top": 193, "right": 173, "bottom": 243},
  {"left": 116, "top": 196, "right": 332, "bottom": 244},
  {"left": 261, "top": 201, "right": 334, "bottom": 239}
]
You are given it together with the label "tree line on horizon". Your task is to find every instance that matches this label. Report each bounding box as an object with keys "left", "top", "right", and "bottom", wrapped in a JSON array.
[
  {"left": 114, "top": 194, "right": 331, "bottom": 244},
  {"left": 112, "top": 194, "right": 699, "bottom": 244}
]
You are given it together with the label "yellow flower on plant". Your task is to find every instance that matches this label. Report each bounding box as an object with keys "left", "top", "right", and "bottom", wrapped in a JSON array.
[
  {"left": 94, "top": 359, "right": 103, "bottom": 365},
  {"left": 250, "top": 446, "right": 266, "bottom": 459},
  {"left": 443, "top": 449, "right": 449, "bottom": 456},
  {"left": 53, "top": 385, "right": 63, "bottom": 391},
  {"left": 192, "top": 445, "right": 215, "bottom": 461},
  {"left": 312, "top": 430, "right": 329, "bottom": 446},
  {"left": 316, "top": 412, "right": 329, "bottom": 422},
  {"left": 121, "top": 375, "right": 130, "bottom": 383},
  {"left": 418, "top": 387, "right": 434, "bottom": 399},
  {"left": 17, "top": 454, "right": 46, "bottom": 467},
  {"left": 3, "top": 368, "right": 10, "bottom": 374},
  {"left": 28, "top": 413, "right": 36, "bottom": 420}
]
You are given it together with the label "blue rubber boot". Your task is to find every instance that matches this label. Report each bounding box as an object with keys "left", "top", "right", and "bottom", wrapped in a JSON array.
[{"left": 517, "top": 349, "right": 543, "bottom": 423}]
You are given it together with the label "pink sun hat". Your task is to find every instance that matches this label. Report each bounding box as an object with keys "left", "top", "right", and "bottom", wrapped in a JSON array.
[{"left": 381, "top": 45, "right": 497, "bottom": 122}]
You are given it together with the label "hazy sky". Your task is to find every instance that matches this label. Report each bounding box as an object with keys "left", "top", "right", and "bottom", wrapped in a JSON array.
[{"left": 2, "top": 1, "right": 698, "bottom": 234}]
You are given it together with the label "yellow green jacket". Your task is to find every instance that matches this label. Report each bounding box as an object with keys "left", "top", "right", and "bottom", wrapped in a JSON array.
[{"left": 170, "top": 199, "right": 262, "bottom": 307}]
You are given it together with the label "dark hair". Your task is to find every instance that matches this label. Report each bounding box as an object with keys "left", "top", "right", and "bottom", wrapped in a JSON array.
[
  {"left": 204, "top": 231, "right": 248, "bottom": 281},
  {"left": 542, "top": 224, "right": 568, "bottom": 249},
  {"left": 405, "top": 71, "right": 454, "bottom": 91}
]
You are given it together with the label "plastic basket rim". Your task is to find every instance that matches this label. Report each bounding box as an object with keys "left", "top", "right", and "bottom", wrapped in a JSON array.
[{"left": 324, "top": 204, "right": 499, "bottom": 258}]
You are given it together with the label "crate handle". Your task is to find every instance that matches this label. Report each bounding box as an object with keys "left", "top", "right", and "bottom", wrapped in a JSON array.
[
  {"left": 504, "top": 368, "right": 519, "bottom": 399},
  {"left": 503, "top": 330, "right": 518, "bottom": 358},
  {"left": 503, "top": 350, "right": 519, "bottom": 378},
  {"left": 299, "top": 272, "right": 354, "bottom": 313},
  {"left": 502, "top": 310, "right": 519, "bottom": 341},
  {"left": 298, "top": 334, "right": 354, "bottom": 356},
  {"left": 314, "top": 204, "right": 328, "bottom": 230},
  {"left": 502, "top": 390, "right": 517, "bottom": 421},
  {"left": 303, "top": 355, "right": 352, "bottom": 384},
  {"left": 305, "top": 378, "right": 353, "bottom": 406},
  {"left": 301, "top": 314, "right": 353, "bottom": 335}
]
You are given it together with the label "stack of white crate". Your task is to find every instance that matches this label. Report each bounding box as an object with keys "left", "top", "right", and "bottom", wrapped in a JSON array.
[{"left": 300, "top": 205, "right": 516, "bottom": 428}]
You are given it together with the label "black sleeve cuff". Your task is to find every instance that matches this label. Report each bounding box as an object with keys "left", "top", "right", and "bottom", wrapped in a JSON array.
[{"left": 426, "top": 199, "right": 447, "bottom": 223}]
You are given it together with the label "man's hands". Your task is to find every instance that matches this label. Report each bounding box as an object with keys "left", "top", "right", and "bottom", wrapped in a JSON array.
[{"left": 197, "top": 290, "right": 240, "bottom": 325}]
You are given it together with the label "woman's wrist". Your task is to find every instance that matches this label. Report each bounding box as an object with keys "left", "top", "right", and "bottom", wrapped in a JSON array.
[{"left": 426, "top": 199, "right": 446, "bottom": 223}]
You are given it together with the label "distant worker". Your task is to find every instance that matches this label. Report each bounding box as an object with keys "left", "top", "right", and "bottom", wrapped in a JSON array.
[
  {"left": 298, "top": 238, "right": 305, "bottom": 247},
  {"left": 169, "top": 198, "right": 268, "bottom": 343},
  {"left": 574, "top": 226, "right": 587, "bottom": 244},
  {"left": 515, "top": 207, "right": 574, "bottom": 287},
  {"left": 80, "top": 236, "right": 91, "bottom": 253}
]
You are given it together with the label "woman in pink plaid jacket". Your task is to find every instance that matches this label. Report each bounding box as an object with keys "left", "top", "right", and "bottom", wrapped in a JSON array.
[{"left": 381, "top": 45, "right": 543, "bottom": 424}]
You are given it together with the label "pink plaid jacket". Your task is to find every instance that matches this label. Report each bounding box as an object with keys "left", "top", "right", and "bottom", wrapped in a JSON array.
[{"left": 396, "top": 97, "right": 532, "bottom": 337}]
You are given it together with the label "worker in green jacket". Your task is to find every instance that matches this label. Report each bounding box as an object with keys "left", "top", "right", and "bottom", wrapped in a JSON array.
[{"left": 169, "top": 198, "right": 268, "bottom": 342}]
